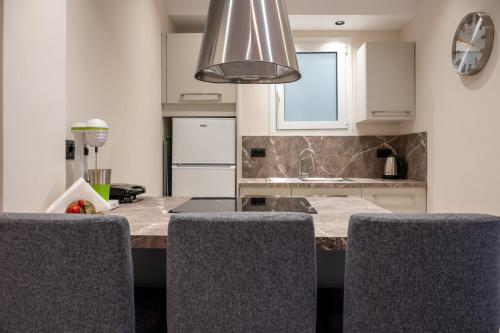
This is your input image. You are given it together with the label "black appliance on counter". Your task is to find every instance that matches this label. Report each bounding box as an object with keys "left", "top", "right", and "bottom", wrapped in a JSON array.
[
  {"left": 382, "top": 155, "right": 407, "bottom": 179},
  {"left": 110, "top": 184, "right": 146, "bottom": 203},
  {"left": 170, "top": 197, "right": 317, "bottom": 214}
]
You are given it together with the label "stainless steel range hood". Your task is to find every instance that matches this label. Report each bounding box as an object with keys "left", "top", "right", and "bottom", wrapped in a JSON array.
[{"left": 195, "top": 0, "right": 301, "bottom": 84}]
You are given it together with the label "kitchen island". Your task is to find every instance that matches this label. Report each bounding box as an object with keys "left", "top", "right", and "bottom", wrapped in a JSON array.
[{"left": 106, "top": 196, "right": 389, "bottom": 252}]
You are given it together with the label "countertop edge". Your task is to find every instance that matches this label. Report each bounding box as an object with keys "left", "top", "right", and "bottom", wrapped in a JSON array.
[
  {"left": 238, "top": 178, "right": 427, "bottom": 189},
  {"left": 131, "top": 235, "right": 347, "bottom": 252}
]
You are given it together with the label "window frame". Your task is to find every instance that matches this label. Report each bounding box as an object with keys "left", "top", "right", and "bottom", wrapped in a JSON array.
[{"left": 275, "top": 37, "right": 351, "bottom": 130}]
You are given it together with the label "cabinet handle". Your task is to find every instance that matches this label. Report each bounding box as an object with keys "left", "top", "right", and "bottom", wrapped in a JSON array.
[
  {"left": 180, "top": 93, "right": 222, "bottom": 102},
  {"left": 371, "top": 110, "right": 412, "bottom": 117},
  {"left": 294, "top": 194, "right": 348, "bottom": 198}
]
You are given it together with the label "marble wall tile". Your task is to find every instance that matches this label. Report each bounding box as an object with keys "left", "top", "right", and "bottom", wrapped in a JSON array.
[
  {"left": 390, "top": 132, "right": 427, "bottom": 182},
  {"left": 242, "top": 132, "right": 427, "bottom": 181}
]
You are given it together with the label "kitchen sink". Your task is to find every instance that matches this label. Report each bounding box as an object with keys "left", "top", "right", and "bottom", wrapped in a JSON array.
[
  {"left": 266, "top": 177, "right": 302, "bottom": 183},
  {"left": 266, "top": 177, "right": 352, "bottom": 183},
  {"left": 300, "top": 177, "right": 352, "bottom": 182}
]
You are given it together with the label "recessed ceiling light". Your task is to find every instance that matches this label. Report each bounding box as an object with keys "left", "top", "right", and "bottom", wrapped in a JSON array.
[{"left": 335, "top": 20, "right": 346, "bottom": 26}]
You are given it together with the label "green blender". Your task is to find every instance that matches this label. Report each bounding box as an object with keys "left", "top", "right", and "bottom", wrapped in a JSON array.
[{"left": 71, "top": 119, "right": 112, "bottom": 201}]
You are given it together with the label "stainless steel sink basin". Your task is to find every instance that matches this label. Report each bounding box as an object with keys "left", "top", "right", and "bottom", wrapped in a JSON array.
[
  {"left": 300, "top": 177, "right": 352, "bottom": 182},
  {"left": 266, "top": 177, "right": 302, "bottom": 183},
  {"left": 266, "top": 177, "right": 352, "bottom": 183}
]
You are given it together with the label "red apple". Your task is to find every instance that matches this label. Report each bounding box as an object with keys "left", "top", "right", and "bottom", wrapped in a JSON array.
[{"left": 66, "top": 204, "right": 82, "bottom": 214}]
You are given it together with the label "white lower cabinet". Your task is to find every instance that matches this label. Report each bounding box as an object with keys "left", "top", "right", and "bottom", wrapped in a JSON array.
[
  {"left": 238, "top": 184, "right": 427, "bottom": 213},
  {"left": 291, "top": 187, "right": 362, "bottom": 198},
  {"left": 361, "top": 187, "right": 427, "bottom": 213},
  {"left": 239, "top": 186, "right": 292, "bottom": 197}
]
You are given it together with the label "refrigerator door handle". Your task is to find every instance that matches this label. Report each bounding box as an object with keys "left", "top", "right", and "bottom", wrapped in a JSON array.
[{"left": 172, "top": 164, "right": 236, "bottom": 170}]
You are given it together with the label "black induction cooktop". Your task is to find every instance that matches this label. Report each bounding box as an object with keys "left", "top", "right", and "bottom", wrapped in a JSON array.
[{"left": 170, "top": 197, "right": 317, "bottom": 214}]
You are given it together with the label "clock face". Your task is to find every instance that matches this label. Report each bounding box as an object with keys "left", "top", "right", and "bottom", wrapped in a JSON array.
[{"left": 452, "top": 12, "right": 494, "bottom": 75}]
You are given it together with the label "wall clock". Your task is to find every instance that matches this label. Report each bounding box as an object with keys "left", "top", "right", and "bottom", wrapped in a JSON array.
[{"left": 452, "top": 12, "right": 494, "bottom": 75}]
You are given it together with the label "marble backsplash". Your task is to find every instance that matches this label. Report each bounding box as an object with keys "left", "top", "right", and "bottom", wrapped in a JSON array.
[{"left": 242, "top": 132, "right": 427, "bottom": 181}]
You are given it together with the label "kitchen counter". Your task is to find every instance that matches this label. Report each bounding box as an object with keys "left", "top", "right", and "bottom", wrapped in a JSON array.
[
  {"left": 239, "top": 177, "right": 426, "bottom": 188},
  {"left": 105, "top": 196, "right": 389, "bottom": 252}
]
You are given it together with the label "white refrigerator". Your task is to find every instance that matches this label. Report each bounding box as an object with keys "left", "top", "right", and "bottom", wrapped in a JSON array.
[{"left": 172, "top": 118, "right": 236, "bottom": 197}]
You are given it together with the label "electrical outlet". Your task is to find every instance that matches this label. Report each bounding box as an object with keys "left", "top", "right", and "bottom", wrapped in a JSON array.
[
  {"left": 251, "top": 148, "right": 266, "bottom": 157},
  {"left": 66, "top": 140, "right": 75, "bottom": 160},
  {"left": 250, "top": 197, "right": 266, "bottom": 206},
  {"left": 66, "top": 140, "right": 88, "bottom": 160},
  {"left": 377, "top": 148, "right": 393, "bottom": 158}
]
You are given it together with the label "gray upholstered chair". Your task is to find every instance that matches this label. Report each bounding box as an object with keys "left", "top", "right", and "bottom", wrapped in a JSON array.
[
  {"left": 167, "top": 212, "right": 317, "bottom": 333},
  {"left": 0, "top": 213, "right": 135, "bottom": 332},
  {"left": 344, "top": 213, "right": 500, "bottom": 333}
]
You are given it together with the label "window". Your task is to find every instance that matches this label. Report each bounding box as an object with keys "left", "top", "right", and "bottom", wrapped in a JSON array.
[
  {"left": 284, "top": 52, "right": 338, "bottom": 122},
  {"left": 276, "top": 38, "right": 350, "bottom": 130}
]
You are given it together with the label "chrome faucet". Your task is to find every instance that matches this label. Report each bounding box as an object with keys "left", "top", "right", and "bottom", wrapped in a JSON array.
[{"left": 298, "top": 148, "right": 314, "bottom": 179}]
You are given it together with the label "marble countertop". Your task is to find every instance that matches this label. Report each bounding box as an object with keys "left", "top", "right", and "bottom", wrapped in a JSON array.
[
  {"left": 239, "top": 177, "right": 426, "bottom": 188},
  {"left": 105, "top": 196, "right": 389, "bottom": 251}
]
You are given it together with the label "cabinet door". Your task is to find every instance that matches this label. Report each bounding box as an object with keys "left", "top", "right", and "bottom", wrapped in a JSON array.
[
  {"left": 239, "top": 186, "right": 292, "bottom": 197},
  {"left": 361, "top": 187, "right": 426, "bottom": 213},
  {"left": 356, "top": 42, "right": 415, "bottom": 123},
  {"left": 172, "top": 118, "right": 236, "bottom": 164},
  {"left": 167, "top": 33, "right": 236, "bottom": 104},
  {"left": 173, "top": 166, "right": 236, "bottom": 197},
  {"left": 292, "top": 187, "right": 362, "bottom": 198}
]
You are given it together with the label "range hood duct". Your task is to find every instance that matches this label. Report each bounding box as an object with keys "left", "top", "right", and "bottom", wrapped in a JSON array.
[{"left": 195, "top": 0, "right": 301, "bottom": 84}]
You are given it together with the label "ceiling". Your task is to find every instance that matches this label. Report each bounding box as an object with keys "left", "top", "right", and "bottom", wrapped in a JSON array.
[
  {"left": 167, "top": 0, "right": 418, "bottom": 32},
  {"left": 170, "top": 15, "right": 416, "bottom": 32},
  {"left": 289, "top": 15, "right": 415, "bottom": 31}
]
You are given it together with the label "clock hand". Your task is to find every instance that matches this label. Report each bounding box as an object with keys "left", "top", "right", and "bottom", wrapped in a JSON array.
[{"left": 456, "top": 38, "right": 474, "bottom": 47}]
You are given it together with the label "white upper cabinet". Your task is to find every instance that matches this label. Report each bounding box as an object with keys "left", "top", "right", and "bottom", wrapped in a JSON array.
[
  {"left": 356, "top": 42, "right": 415, "bottom": 123},
  {"left": 166, "top": 33, "right": 236, "bottom": 105}
]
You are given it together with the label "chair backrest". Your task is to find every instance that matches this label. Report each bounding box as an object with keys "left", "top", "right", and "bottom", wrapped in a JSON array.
[
  {"left": 167, "top": 212, "right": 316, "bottom": 333},
  {"left": 0, "top": 213, "right": 135, "bottom": 332},
  {"left": 344, "top": 213, "right": 500, "bottom": 333}
]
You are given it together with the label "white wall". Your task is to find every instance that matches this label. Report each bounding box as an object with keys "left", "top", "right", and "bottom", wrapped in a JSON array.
[
  {"left": 0, "top": 0, "right": 3, "bottom": 212},
  {"left": 67, "top": 0, "right": 171, "bottom": 196},
  {"left": 401, "top": 0, "right": 500, "bottom": 214},
  {"left": 3, "top": 0, "right": 66, "bottom": 212}
]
